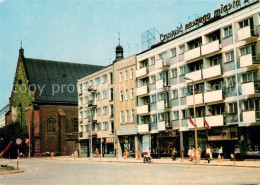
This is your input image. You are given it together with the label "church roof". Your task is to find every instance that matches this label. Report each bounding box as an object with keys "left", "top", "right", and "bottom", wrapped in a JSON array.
[{"left": 24, "top": 58, "right": 104, "bottom": 105}]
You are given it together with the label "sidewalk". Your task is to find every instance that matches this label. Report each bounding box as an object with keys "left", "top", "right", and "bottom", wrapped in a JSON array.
[{"left": 52, "top": 156, "right": 260, "bottom": 168}]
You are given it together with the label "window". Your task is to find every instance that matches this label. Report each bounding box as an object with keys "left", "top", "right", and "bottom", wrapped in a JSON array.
[
  {"left": 84, "top": 82, "right": 88, "bottom": 90},
  {"left": 172, "top": 90, "right": 178, "bottom": 99},
  {"left": 226, "top": 76, "right": 236, "bottom": 88},
  {"left": 120, "top": 111, "right": 124, "bottom": 123},
  {"left": 131, "top": 88, "right": 134, "bottom": 99},
  {"left": 96, "top": 123, "right": 101, "bottom": 131},
  {"left": 242, "top": 71, "right": 257, "bottom": 83},
  {"left": 210, "top": 56, "right": 222, "bottom": 66},
  {"left": 126, "top": 110, "right": 129, "bottom": 122},
  {"left": 171, "top": 48, "right": 176, "bottom": 57},
  {"left": 79, "top": 98, "right": 83, "bottom": 105},
  {"left": 125, "top": 70, "right": 128, "bottom": 80},
  {"left": 102, "top": 90, "right": 107, "bottom": 99},
  {"left": 159, "top": 52, "right": 167, "bottom": 59},
  {"left": 80, "top": 112, "right": 83, "bottom": 120},
  {"left": 150, "top": 75, "right": 156, "bottom": 84},
  {"left": 179, "top": 66, "right": 187, "bottom": 76},
  {"left": 96, "top": 93, "right": 100, "bottom": 100},
  {"left": 95, "top": 77, "right": 100, "bottom": 85},
  {"left": 73, "top": 118, "right": 78, "bottom": 132},
  {"left": 150, "top": 57, "right": 155, "bottom": 65},
  {"left": 224, "top": 25, "right": 232, "bottom": 38},
  {"left": 103, "top": 106, "right": 108, "bottom": 115},
  {"left": 97, "top": 108, "right": 101, "bottom": 116},
  {"left": 172, "top": 111, "right": 179, "bottom": 120},
  {"left": 240, "top": 45, "right": 254, "bottom": 56},
  {"left": 182, "top": 110, "right": 188, "bottom": 119},
  {"left": 171, "top": 68, "right": 177, "bottom": 78},
  {"left": 180, "top": 87, "right": 188, "bottom": 98},
  {"left": 90, "top": 80, "right": 94, "bottom": 86},
  {"left": 125, "top": 90, "right": 128, "bottom": 100},
  {"left": 47, "top": 118, "right": 56, "bottom": 132},
  {"left": 152, "top": 114, "right": 157, "bottom": 123},
  {"left": 102, "top": 75, "right": 107, "bottom": 83},
  {"left": 130, "top": 69, "right": 133, "bottom": 79},
  {"left": 79, "top": 84, "right": 82, "bottom": 94},
  {"left": 131, "top": 109, "right": 135, "bottom": 122},
  {"left": 151, "top": 94, "right": 156, "bottom": 103},
  {"left": 179, "top": 45, "right": 185, "bottom": 54},
  {"left": 238, "top": 18, "right": 250, "bottom": 28},
  {"left": 225, "top": 51, "right": 234, "bottom": 63},
  {"left": 120, "top": 91, "right": 123, "bottom": 101},
  {"left": 243, "top": 99, "right": 255, "bottom": 111},
  {"left": 102, "top": 122, "right": 108, "bottom": 131},
  {"left": 228, "top": 102, "right": 237, "bottom": 113},
  {"left": 120, "top": 72, "right": 123, "bottom": 82}
]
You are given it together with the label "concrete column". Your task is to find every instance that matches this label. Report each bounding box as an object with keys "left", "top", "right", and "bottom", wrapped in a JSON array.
[{"left": 180, "top": 131, "right": 183, "bottom": 149}]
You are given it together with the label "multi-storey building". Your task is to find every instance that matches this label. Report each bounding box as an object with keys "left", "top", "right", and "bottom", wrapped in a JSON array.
[
  {"left": 0, "top": 105, "right": 9, "bottom": 128},
  {"left": 136, "top": 0, "right": 260, "bottom": 159},
  {"left": 78, "top": 65, "right": 115, "bottom": 157},
  {"left": 113, "top": 55, "right": 137, "bottom": 157}
]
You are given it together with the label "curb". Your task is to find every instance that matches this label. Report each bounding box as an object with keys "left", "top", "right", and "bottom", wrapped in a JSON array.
[
  {"left": 51, "top": 158, "right": 260, "bottom": 168},
  {"left": 0, "top": 169, "right": 24, "bottom": 175}
]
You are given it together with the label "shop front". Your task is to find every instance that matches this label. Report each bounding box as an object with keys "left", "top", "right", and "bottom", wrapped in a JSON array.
[{"left": 242, "top": 126, "right": 260, "bottom": 159}]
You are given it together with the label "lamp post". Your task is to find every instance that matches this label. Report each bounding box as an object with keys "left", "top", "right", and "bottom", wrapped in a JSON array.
[{"left": 184, "top": 77, "right": 199, "bottom": 163}]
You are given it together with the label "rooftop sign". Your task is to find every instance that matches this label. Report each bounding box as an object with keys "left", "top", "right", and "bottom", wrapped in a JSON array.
[{"left": 160, "top": 0, "right": 258, "bottom": 42}]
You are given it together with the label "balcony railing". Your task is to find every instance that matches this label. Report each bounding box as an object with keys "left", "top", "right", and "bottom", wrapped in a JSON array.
[
  {"left": 185, "top": 70, "right": 202, "bottom": 82},
  {"left": 136, "top": 104, "right": 149, "bottom": 115},
  {"left": 156, "top": 58, "right": 170, "bottom": 69},
  {"left": 205, "top": 115, "right": 224, "bottom": 127},
  {"left": 201, "top": 40, "right": 221, "bottom": 56},
  {"left": 138, "top": 124, "right": 149, "bottom": 133},
  {"left": 204, "top": 89, "right": 223, "bottom": 103},
  {"left": 188, "top": 117, "right": 204, "bottom": 128},
  {"left": 237, "top": 25, "right": 259, "bottom": 41},
  {"left": 241, "top": 81, "right": 259, "bottom": 95},
  {"left": 240, "top": 53, "right": 260, "bottom": 68},
  {"left": 136, "top": 85, "right": 149, "bottom": 96},
  {"left": 136, "top": 66, "right": 148, "bottom": 78},
  {"left": 185, "top": 47, "right": 201, "bottom": 62},
  {"left": 88, "top": 100, "right": 97, "bottom": 107},
  {"left": 157, "top": 121, "right": 166, "bottom": 131},
  {"left": 171, "top": 120, "right": 180, "bottom": 129},
  {"left": 186, "top": 93, "right": 204, "bottom": 105},
  {"left": 156, "top": 79, "right": 168, "bottom": 89},
  {"left": 202, "top": 64, "right": 222, "bottom": 79},
  {"left": 243, "top": 111, "right": 256, "bottom": 124}
]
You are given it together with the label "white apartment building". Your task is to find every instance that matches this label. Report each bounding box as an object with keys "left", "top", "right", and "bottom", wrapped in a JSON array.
[
  {"left": 136, "top": 0, "right": 260, "bottom": 159},
  {"left": 78, "top": 65, "right": 115, "bottom": 157}
]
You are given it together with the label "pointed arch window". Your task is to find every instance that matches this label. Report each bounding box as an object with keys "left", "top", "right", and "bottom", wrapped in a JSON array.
[{"left": 47, "top": 118, "right": 56, "bottom": 132}]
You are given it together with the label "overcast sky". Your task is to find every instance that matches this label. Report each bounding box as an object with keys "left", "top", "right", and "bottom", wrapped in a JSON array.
[{"left": 0, "top": 0, "right": 228, "bottom": 108}]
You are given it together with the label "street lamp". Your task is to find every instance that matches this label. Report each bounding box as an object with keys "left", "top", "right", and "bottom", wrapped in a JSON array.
[{"left": 184, "top": 77, "right": 199, "bottom": 163}]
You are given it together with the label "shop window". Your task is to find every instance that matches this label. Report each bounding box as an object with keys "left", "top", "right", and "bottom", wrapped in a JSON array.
[{"left": 47, "top": 118, "right": 56, "bottom": 132}]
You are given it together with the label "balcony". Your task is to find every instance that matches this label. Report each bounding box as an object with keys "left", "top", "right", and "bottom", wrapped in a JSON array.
[
  {"left": 136, "top": 85, "right": 149, "bottom": 97},
  {"left": 202, "top": 64, "right": 222, "bottom": 79},
  {"left": 88, "top": 100, "right": 97, "bottom": 107},
  {"left": 204, "top": 90, "right": 223, "bottom": 103},
  {"left": 157, "top": 101, "right": 165, "bottom": 110},
  {"left": 180, "top": 119, "right": 189, "bottom": 131},
  {"left": 156, "top": 79, "right": 168, "bottom": 89},
  {"left": 237, "top": 26, "right": 258, "bottom": 42},
  {"left": 185, "top": 70, "right": 202, "bottom": 82},
  {"left": 186, "top": 93, "right": 203, "bottom": 106},
  {"left": 150, "top": 122, "right": 158, "bottom": 133},
  {"left": 136, "top": 66, "right": 148, "bottom": 78},
  {"left": 171, "top": 120, "right": 180, "bottom": 129},
  {"left": 243, "top": 111, "right": 258, "bottom": 124},
  {"left": 156, "top": 59, "right": 169, "bottom": 70},
  {"left": 240, "top": 54, "right": 260, "bottom": 68},
  {"left": 185, "top": 47, "right": 201, "bottom": 62},
  {"left": 241, "top": 81, "right": 260, "bottom": 96},
  {"left": 205, "top": 115, "right": 224, "bottom": 127},
  {"left": 157, "top": 121, "right": 166, "bottom": 131},
  {"left": 188, "top": 117, "right": 204, "bottom": 128},
  {"left": 201, "top": 40, "right": 221, "bottom": 56},
  {"left": 138, "top": 124, "right": 149, "bottom": 133},
  {"left": 136, "top": 105, "right": 149, "bottom": 115}
]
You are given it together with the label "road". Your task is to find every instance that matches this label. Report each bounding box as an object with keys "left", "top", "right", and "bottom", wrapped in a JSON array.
[{"left": 0, "top": 158, "right": 260, "bottom": 185}]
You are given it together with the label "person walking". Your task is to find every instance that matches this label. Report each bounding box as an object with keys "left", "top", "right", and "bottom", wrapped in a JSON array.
[
  {"left": 181, "top": 147, "right": 185, "bottom": 161},
  {"left": 172, "top": 148, "right": 177, "bottom": 161},
  {"left": 192, "top": 148, "right": 196, "bottom": 161},
  {"left": 136, "top": 149, "right": 140, "bottom": 160},
  {"left": 95, "top": 148, "right": 99, "bottom": 158},
  {"left": 206, "top": 146, "right": 211, "bottom": 163},
  {"left": 218, "top": 146, "right": 224, "bottom": 162},
  {"left": 188, "top": 147, "right": 192, "bottom": 161},
  {"left": 124, "top": 148, "right": 128, "bottom": 159}
]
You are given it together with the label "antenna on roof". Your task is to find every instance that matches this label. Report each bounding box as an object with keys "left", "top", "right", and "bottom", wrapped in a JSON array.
[
  {"left": 118, "top": 32, "right": 120, "bottom": 45},
  {"left": 20, "top": 40, "right": 23, "bottom": 49}
]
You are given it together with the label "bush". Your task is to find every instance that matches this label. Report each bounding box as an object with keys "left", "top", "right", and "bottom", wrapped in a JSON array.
[{"left": 0, "top": 164, "right": 15, "bottom": 170}]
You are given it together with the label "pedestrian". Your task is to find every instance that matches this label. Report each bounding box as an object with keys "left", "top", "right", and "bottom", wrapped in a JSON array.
[
  {"left": 198, "top": 147, "right": 202, "bottom": 162},
  {"left": 136, "top": 149, "right": 140, "bottom": 160},
  {"left": 210, "top": 147, "right": 213, "bottom": 160},
  {"left": 192, "top": 148, "right": 196, "bottom": 161},
  {"left": 181, "top": 147, "right": 185, "bottom": 161},
  {"left": 73, "top": 150, "right": 77, "bottom": 159},
  {"left": 51, "top": 152, "right": 54, "bottom": 158},
  {"left": 218, "top": 146, "right": 224, "bottom": 162},
  {"left": 172, "top": 148, "right": 177, "bottom": 161},
  {"left": 188, "top": 147, "right": 192, "bottom": 161},
  {"left": 147, "top": 148, "right": 151, "bottom": 162},
  {"left": 124, "top": 148, "right": 128, "bottom": 159},
  {"left": 95, "top": 148, "right": 99, "bottom": 158},
  {"left": 206, "top": 146, "right": 211, "bottom": 163}
]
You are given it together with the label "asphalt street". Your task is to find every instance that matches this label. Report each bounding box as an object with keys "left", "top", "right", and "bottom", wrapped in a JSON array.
[{"left": 0, "top": 158, "right": 260, "bottom": 185}]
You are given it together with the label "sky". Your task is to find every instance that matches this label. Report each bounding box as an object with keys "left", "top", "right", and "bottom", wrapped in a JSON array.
[{"left": 0, "top": 0, "right": 229, "bottom": 108}]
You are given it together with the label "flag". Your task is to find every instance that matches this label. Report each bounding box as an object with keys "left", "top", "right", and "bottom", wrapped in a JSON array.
[
  {"left": 25, "top": 138, "right": 29, "bottom": 145},
  {"left": 0, "top": 141, "right": 12, "bottom": 157},
  {"left": 189, "top": 116, "right": 196, "bottom": 127},
  {"left": 204, "top": 119, "right": 211, "bottom": 130}
]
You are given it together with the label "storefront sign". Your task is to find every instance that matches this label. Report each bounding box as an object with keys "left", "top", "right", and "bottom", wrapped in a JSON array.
[
  {"left": 208, "top": 126, "right": 238, "bottom": 141},
  {"left": 160, "top": 0, "right": 257, "bottom": 42},
  {"left": 106, "top": 137, "right": 114, "bottom": 143},
  {"left": 158, "top": 131, "right": 178, "bottom": 138}
]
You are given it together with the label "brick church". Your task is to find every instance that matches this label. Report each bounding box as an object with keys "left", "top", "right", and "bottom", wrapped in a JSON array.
[{"left": 6, "top": 48, "right": 104, "bottom": 156}]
